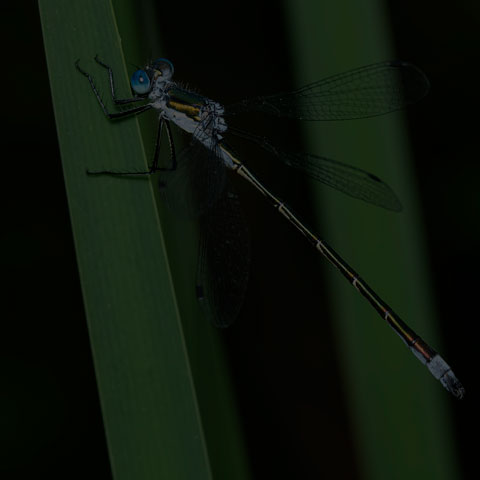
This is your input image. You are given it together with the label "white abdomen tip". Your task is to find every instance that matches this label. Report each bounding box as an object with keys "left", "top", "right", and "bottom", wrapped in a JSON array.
[{"left": 427, "top": 355, "right": 465, "bottom": 399}]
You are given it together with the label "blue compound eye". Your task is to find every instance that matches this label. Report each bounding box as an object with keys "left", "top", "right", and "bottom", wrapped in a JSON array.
[{"left": 130, "top": 69, "right": 151, "bottom": 94}]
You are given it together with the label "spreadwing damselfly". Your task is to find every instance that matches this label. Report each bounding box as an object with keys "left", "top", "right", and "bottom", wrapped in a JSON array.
[{"left": 76, "top": 55, "right": 464, "bottom": 398}]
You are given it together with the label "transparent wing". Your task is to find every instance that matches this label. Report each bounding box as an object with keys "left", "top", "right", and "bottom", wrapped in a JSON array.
[
  {"left": 158, "top": 134, "right": 227, "bottom": 217},
  {"left": 281, "top": 151, "right": 402, "bottom": 211},
  {"left": 229, "top": 127, "right": 402, "bottom": 211},
  {"left": 196, "top": 189, "right": 250, "bottom": 328},
  {"left": 227, "top": 61, "right": 429, "bottom": 121}
]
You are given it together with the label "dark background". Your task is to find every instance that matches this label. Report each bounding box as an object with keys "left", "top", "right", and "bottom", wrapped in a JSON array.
[{"left": 1, "top": 1, "right": 477, "bottom": 479}]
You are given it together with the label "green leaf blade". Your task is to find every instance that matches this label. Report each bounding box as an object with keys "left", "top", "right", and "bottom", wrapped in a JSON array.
[{"left": 38, "top": 1, "right": 246, "bottom": 478}]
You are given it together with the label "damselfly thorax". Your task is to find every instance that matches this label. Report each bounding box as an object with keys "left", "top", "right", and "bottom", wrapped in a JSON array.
[{"left": 150, "top": 78, "right": 228, "bottom": 157}]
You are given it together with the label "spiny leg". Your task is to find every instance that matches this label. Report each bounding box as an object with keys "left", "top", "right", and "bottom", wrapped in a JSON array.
[
  {"left": 147, "top": 119, "right": 177, "bottom": 172},
  {"left": 75, "top": 59, "right": 152, "bottom": 119},
  {"left": 163, "top": 121, "right": 177, "bottom": 171},
  {"left": 87, "top": 119, "right": 177, "bottom": 175},
  {"left": 94, "top": 54, "right": 145, "bottom": 105}
]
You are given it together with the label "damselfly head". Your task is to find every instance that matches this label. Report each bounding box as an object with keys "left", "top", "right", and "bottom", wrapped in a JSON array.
[{"left": 130, "top": 58, "right": 174, "bottom": 95}]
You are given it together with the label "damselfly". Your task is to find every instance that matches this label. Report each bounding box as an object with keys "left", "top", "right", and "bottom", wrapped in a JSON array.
[{"left": 76, "top": 56, "right": 464, "bottom": 398}]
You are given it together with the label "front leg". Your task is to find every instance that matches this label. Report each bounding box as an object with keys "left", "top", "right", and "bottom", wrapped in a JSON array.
[
  {"left": 75, "top": 59, "right": 151, "bottom": 119},
  {"left": 94, "top": 55, "right": 145, "bottom": 105}
]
